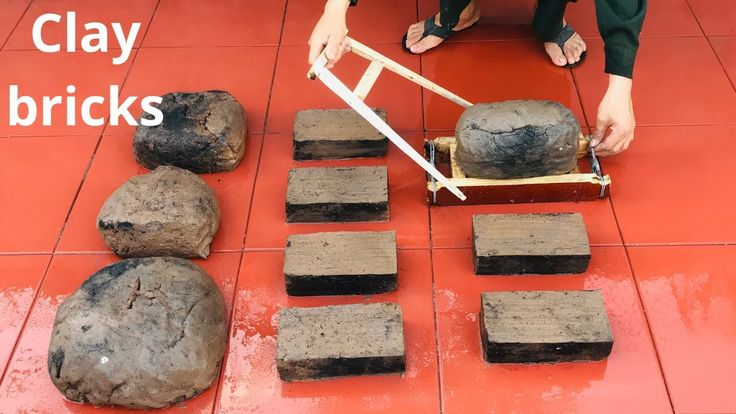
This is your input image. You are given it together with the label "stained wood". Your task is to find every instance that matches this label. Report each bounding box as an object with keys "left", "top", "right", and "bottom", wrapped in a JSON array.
[
  {"left": 284, "top": 231, "right": 397, "bottom": 296},
  {"left": 286, "top": 166, "right": 389, "bottom": 223},
  {"left": 276, "top": 303, "right": 406, "bottom": 381},
  {"left": 472, "top": 213, "right": 591, "bottom": 275},
  {"left": 293, "top": 109, "right": 388, "bottom": 160},
  {"left": 480, "top": 290, "right": 613, "bottom": 363}
]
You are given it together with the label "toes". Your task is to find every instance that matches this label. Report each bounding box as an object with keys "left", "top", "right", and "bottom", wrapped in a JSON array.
[{"left": 410, "top": 35, "right": 443, "bottom": 54}]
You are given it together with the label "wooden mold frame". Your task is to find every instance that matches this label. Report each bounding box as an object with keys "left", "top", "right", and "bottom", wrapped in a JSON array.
[{"left": 425, "top": 134, "right": 611, "bottom": 206}]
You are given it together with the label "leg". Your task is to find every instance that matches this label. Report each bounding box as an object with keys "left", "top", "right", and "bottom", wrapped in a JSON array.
[
  {"left": 534, "top": 0, "right": 587, "bottom": 66},
  {"left": 404, "top": 0, "right": 480, "bottom": 54}
]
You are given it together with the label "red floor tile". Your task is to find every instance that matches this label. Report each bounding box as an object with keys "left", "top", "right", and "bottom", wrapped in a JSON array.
[
  {"left": 628, "top": 245, "right": 736, "bottom": 414},
  {"left": 4, "top": 0, "right": 157, "bottom": 50},
  {"left": 216, "top": 250, "right": 440, "bottom": 414},
  {"left": 430, "top": 198, "right": 621, "bottom": 249},
  {"left": 687, "top": 0, "right": 736, "bottom": 36},
  {"left": 566, "top": 0, "right": 702, "bottom": 38},
  {"left": 432, "top": 247, "right": 671, "bottom": 414},
  {"left": 606, "top": 125, "right": 736, "bottom": 245},
  {"left": 266, "top": 44, "right": 423, "bottom": 133},
  {"left": 282, "top": 0, "right": 418, "bottom": 46},
  {"left": 0, "top": 255, "right": 50, "bottom": 376},
  {"left": 104, "top": 46, "right": 277, "bottom": 135},
  {"left": 575, "top": 37, "right": 736, "bottom": 127},
  {"left": 144, "top": 0, "right": 285, "bottom": 48},
  {"left": 0, "top": 252, "right": 240, "bottom": 413},
  {"left": 0, "top": 136, "right": 98, "bottom": 253},
  {"left": 0, "top": 0, "right": 30, "bottom": 48},
  {"left": 57, "top": 133, "right": 263, "bottom": 254},
  {"left": 710, "top": 36, "right": 736, "bottom": 86},
  {"left": 420, "top": 41, "right": 587, "bottom": 131},
  {"left": 244, "top": 133, "right": 430, "bottom": 250},
  {"left": 0, "top": 51, "right": 134, "bottom": 136}
]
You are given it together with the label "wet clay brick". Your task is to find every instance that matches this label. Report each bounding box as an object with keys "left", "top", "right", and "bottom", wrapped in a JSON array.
[
  {"left": 293, "top": 109, "right": 388, "bottom": 160},
  {"left": 284, "top": 231, "right": 397, "bottom": 296},
  {"left": 276, "top": 303, "right": 405, "bottom": 381},
  {"left": 480, "top": 290, "right": 613, "bottom": 363},
  {"left": 472, "top": 213, "right": 590, "bottom": 275},
  {"left": 286, "top": 166, "right": 389, "bottom": 223}
]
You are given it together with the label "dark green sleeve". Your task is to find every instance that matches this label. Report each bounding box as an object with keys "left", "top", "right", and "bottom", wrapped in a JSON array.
[{"left": 596, "top": 0, "right": 647, "bottom": 78}]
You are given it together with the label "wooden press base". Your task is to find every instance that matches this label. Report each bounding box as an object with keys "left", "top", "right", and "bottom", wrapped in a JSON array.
[{"left": 425, "top": 136, "right": 612, "bottom": 206}]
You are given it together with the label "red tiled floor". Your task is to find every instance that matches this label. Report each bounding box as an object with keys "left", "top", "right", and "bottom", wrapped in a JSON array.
[
  {"left": 628, "top": 245, "right": 736, "bottom": 414},
  {"left": 574, "top": 37, "right": 736, "bottom": 127},
  {"left": 0, "top": 51, "right": 134, "bottom": 136},
  {"left": 0, "top": 136, "right": 98, "bottom": 253},
  {"left": 282, "top": 0, "right": 418, "bottom": 46},
  {"left": 0, "top": 0, "right": 30, "bottom": 48},
  {"left": 418, "top": 0, "right": 536, "bottom": 42},
  {"left": 266, "top": 44, "right": 423, "bottom": 133},
  {"left": 0, "top": 255, "right": 50, "bottom": 376},
  {"left": 143, "top": 0, "right": 286, "bottom": 48},
  {"left": 430, "top": 199, "right": 621, "bottom": 249},
  {"left": 432, "top": 247, "right": 671, "bottom": 413},
  {"left": 420, "top": 41, "right": 587, "bottom": 131},
  {"left": 244, "top": 133, "right": 430, "bottom": 250},
  {"left": 606, "top": 125, "right": 736, "bottom": 245},
  {"left": 710, "top": 36, "right": 736, "bottom": 86},
  {"left": 104, "top": 46, "right": 277, "bottom": 135},
  {"left": 57, "top": 133, "right": 263, "bottom": 254},
  {"left": 0, "top": 252, "right": 240, "bottom": 413},
  {"left": 566, "top": 0, "right": 702, "bottom": 38},
  {"left": 687, "top": 0, "right": 736, "bottom": 36},
  {"left": 4, "top": 0, "right": 157, "bottom": 50},
  {"left": 216, "top": 249, "right": 440, "bottom": 414}
]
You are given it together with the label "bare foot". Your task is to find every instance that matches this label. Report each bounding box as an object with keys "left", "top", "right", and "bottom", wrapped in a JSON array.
[
  {"left": 544, "top": 19, "right": 586, "bottom": 66},
  {"left": 404, "top": 0, "right": 480, "bottom": 54}
]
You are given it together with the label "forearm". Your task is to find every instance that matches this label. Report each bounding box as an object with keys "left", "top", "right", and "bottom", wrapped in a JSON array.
[{"left": 596, "top": 0, "right": 647, "bottom": 78}]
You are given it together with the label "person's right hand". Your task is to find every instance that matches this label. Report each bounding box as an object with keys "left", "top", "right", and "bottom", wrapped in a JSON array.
[{"left": 308, "top": 0, "right": 351, "bottom": 69}]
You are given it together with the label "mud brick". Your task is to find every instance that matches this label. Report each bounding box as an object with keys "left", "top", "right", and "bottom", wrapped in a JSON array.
[
  {"left": 286, "top": 166, "right": 389, "bottom": 223},
  {"left": 480, "top": 290, "right": 613, "bottom": 363},
  {"left": 284, "top": 231, "right": 397, "bottom": 296},
  {"left": 472, "top": 213, "right": 590, "bottom": 275},
  {"left": 276, "top": 303, "right": 406, "bottom": 381},
  {"left": 293, "top": 109, "right": 388, "bottom": 160}
]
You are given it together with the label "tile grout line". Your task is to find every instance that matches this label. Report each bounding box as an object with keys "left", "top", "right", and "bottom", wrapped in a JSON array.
[
  {"left": 209, "top": 0, "right": 289, "bottom": 411},
  {"left": 682, "top": 0, "right": 736, "bottom": 93},
  {"left": 415, "top": 1, "right": 445, "bottom": 411},
  {"left": 0, "top": 0, "right": 33, "bottom": 51},
  {"left": 608, "top": 195, "right": 676, "bottom": 412},
  {"left": 0, "top": 0, "right": 163, "bottom": 390}
]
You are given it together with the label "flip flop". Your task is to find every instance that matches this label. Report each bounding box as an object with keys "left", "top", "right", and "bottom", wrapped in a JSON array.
[
  {"left": 552, "top": 25, "right": 587, "bottom": 68},
  {"left": 401, "top": 17, "right": 453, "bottom": 55}
]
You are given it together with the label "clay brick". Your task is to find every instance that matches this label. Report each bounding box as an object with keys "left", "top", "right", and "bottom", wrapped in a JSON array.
[
  {"left": 293, "top": 109, "right": 388, "bottom": 160},
  {"left": 286, "top": 166, "right": 389, "bottom": 223},
  {"left": 472, "top": 213, "right": 590, "bottom": 275},
  {"left": 480, "top": 290, "right": 613, "bottom": 363},
  {"left": 284, "top": 231, "right": 397, "bottom": 296},
  {"left": 276, "top": 303, "right": 406, "bottom": 381}
]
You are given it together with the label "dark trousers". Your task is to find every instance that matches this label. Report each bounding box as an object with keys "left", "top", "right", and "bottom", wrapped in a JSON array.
[{"left": 439, "top": 0, "right": 573, "bottom": 41}]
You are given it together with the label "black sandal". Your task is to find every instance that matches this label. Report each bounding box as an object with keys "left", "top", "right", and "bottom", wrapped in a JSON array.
[
  {"left": 552, "top": 25, "right": 586, "bottom": 68},
  {"left": 401, "top": 17, "right": 456, "bottom": 55}
]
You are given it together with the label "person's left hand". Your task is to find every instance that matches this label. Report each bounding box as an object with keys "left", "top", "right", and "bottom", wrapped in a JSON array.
[{"left": 591, "top": 75, "right": 635, "bottom": 156}]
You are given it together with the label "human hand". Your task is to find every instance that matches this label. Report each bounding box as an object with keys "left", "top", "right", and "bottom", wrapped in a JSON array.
[
  {"left": 308, "top": 0, "right": 351, "bottom": 69},
  {"left": 591, "top": 75, "right": 636, "bottom": 156}
]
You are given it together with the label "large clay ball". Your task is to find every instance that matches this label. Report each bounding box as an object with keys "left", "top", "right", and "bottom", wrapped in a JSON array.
[
  {"left": 97, "top": 166, "right": 220, "bottom": 259},
  {"left": 134, "top": 90, "right": 246, "bottom": 173},
  {"left": 47, "top": 257, "right": 228, "bottom": 409},
  {"left": 455, "top": 100, "right": 580, "bottom": 179}
]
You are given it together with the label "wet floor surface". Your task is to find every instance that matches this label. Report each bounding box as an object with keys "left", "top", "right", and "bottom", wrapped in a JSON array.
[{"left": 1, "top": 0, "right": 735, "bottom": 413}]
